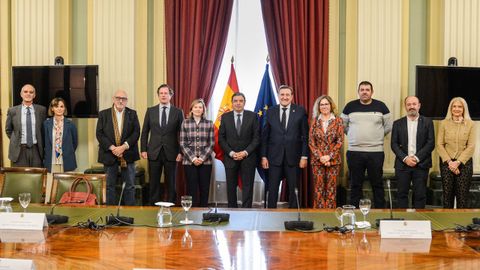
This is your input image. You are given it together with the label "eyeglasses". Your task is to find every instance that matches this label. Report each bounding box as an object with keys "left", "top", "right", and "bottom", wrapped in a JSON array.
[
  {"left": 319, "top": 103, "right": 330, "bottom": 107},
  {"left": 114, "top": 96, "right": 128, "bottom": 102}
]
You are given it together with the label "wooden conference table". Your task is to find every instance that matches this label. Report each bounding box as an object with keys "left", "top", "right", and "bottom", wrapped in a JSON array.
[{"left": 0, "top": 205, "right": 479, "bottom": 269}]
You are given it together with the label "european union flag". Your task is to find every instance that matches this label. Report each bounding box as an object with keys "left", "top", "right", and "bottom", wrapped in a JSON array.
[{"left": 254, "top": 64, "right": 277, "bottom": 188}]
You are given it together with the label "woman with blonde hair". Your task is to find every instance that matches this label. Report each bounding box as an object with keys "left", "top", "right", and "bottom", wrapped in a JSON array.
[
  {"left": 437, "top": 97, "right": 475, "bottom": 208},
  {"left": 308, "top": 95, "right": 344, "bottom": 208},
  {"left": 179, "top": 98, "right": 214, "bottom": 207}
]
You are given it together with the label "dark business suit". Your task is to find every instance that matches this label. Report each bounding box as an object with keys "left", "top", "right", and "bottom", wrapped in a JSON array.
[
  {"left": 43, "top": 118, "right": 78, "bottom": 172},
  {"left": 219, "top": 110, "right": 259, "bottom": 208},
  {"left": 391, "top": 115, "right": 434, "bottom": 208},
  {"left": 261, "top": 104, "right": 309, "bottom": 208},
  {"left": 5, "top": 104, "right": 46, "bottom": 167},
  {"left": 141, "top": 104, "right": 184, "bottom": 204},
  {"left": 96, "top": 107, "right": 140, "bottom": 205}
]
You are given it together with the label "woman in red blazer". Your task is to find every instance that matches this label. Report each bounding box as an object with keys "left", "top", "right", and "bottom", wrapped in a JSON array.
[{"left": 309, "top": 95, "right": 344, "bottom": 208}]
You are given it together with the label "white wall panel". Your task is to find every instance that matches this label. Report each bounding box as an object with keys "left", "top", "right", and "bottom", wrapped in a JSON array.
[
  {"left": 444, "top": 0, "right": 480, "bottom": 66},
  {"left": 444, "top": 0, "right": 480, "bottom": 170},
  {"left": 93, "top": 0, "right": 135, "bottom": 109},
  {"left": 14, "top": 0, "right": 55, "bottom": 65},
  {"left": 357, "top": 0, "right": 403, "bottom": 171}
]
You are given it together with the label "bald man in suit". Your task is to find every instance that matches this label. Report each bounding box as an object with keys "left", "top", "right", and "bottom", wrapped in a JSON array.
[{"left": 5, "top": 84, "right": 46, "bottom": 167}]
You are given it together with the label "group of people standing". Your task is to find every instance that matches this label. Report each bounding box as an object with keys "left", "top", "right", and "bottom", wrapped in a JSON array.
[
  {"left": 6, "top": 84, "right": 78, "bottom": 201},
  {"left": 5, "top": 81, "right": 476, "bottom": 209},
  {"left": 312, "top": 81, "right": 475, "bottom": 209}
]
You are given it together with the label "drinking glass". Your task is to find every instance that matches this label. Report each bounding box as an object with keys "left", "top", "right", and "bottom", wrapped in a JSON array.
[
  {"left": 0, "top": 197, "right": 13, "bottom": 213},
  {"left": 19, "top": 193, "right": 31, "bottom": 213},
  {"left": 155, "top": 202, "right": 174, "bottom": 227},
  {"left": 359, "top": 198, "right": 371, "bottom": 228},
  {"left": 180, "top": 195, "right": 193, "bottom": 224}
]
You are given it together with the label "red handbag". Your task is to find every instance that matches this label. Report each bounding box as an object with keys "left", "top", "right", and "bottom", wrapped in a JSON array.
[{"left": 59, "top": 177, "right": 98, "bottom": 205}]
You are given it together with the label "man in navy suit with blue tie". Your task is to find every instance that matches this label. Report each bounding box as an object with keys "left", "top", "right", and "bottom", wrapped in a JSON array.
[{"left": 261, "top": 85, "right": 309, "bottom": 208}]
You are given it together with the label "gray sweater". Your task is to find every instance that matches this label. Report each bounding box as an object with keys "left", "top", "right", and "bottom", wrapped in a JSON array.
[{"left": 340, "top": 99, "right": 392, "bottom": 152}]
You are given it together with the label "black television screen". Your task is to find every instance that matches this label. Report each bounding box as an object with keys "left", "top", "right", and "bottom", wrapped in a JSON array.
[
  {"left": 416, "top": 65, "right": 480, "bottom": 120},
  {"left": 12, "top": 65, "right": 99, "bottom": 118}
]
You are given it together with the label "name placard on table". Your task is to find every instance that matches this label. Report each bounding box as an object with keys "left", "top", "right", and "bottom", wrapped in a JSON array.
[
  {"left": 380, "top": 220, "right": 431, "bottom": 239},
  {"left": 0, "top": 258, "right": 35, "bottom": 270},
  {"left": 0, "top": 213, "right": 48, "bottom": 231}
]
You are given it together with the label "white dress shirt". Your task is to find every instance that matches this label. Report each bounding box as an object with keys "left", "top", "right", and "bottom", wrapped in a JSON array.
[
  {"left": 406, "top": 116, "right": 419, "bottom": 161},
  {"left": 279, "top": 104, "right": 291, "bottom": 127},
  {"left": 21, "top": 104, "right": 37, "bottom": 144},
  {"left": 159, "top": 103, "right": 171, "bottom": 126}
]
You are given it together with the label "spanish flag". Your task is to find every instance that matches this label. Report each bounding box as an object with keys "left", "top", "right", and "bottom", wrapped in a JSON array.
[{"left": 213, "top": 63, "right": 239, "bottom": 161}]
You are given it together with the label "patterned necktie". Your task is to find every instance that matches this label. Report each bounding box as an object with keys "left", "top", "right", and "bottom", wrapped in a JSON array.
[
  {"left": 236, "top": 114, "right": 242, "bottom": 136},
  {"left": 161, "top": 106, "right": 167, "bottom": 127},
  {"left": 26, "top": 107, "right": 33, "bottom": 147},
  {"left": 281, "top": 107, "right": 287, "bottom": 130}
]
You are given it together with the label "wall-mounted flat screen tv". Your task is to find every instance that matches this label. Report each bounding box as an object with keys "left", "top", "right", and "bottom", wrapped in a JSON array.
[
  {"left": 12, "top": 65, "right": 99, "bottom": 118},
  {"left": 416, "top": 65, "right": 480, "bottom": 120}
]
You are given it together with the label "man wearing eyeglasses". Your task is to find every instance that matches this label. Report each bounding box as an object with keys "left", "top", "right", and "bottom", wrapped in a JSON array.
[
  {"left": 140, "top": 84, "right": 184, "bottom": 204},
  {"left": 96, "top": 90, "right": 140, "bottom": 205}
]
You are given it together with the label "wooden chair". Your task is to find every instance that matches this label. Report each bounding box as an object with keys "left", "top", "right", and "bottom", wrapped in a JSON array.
[
  {"left": 0, "top": 167, "right": 48, "bottom": 203},
  {"left": 50, "top": 173, "right": 107, "bottom": 205}
]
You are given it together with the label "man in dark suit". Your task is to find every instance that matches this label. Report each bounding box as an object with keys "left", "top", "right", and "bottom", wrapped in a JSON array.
[
  {"left": 391, "top": 96, "right": 434, "bottom": 209},
  {"left": 96, "top": 90, "right": 140, "bottom": 206},
  {"left": 219, "top": 92, "right": 260, "bottom": 208},
  {"left": 141, "top": 84, "right": 184, "bottom": 204},
  {"left": 5, "top": 84, "right": 46, "bottom": 167},
  {"left": 261, "top": 85, "right": 309, "bottom": 208}
]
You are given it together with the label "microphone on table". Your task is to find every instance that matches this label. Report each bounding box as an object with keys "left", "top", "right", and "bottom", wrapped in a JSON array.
[
  {"left": 106, "top": 182, "right": 134, "bottom": 226},
  {"left": 203, "top": 184, "right": 230, "bottom": 222},
  {"left": 375, "top": 179, "right": 404, "bottom": 227},
  {"left": 46, "top": 203, "right": 69, "bottom": 224},
  {"left": 284, "top": 188, "right": 313, "bottom": 230}
]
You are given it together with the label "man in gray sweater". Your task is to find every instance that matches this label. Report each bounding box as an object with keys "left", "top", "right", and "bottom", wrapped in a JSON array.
[{"left": 341, "top": 81, "right": 392, "bottom": 208}]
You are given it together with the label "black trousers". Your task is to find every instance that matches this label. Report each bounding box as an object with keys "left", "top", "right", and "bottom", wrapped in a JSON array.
[
  {"left": 148, "top": 148, "right": 177, "bottom": 204},
  {"left": 347, "top": 151, "right": 385, "bottom": 208},
  {"left": 225, "top": 160, "right": 255, "bottom": 208},
  {"left": 13, "top": 144, "right": 42, "bottom": 167},
  {"left": 268, "top": 160, "right": 299, "bottom": 209},
  {"left": 184, "top": 164, "right": 212, "bottom": 207},
  {"left": 440, "top": 159, "right": 473, "bottom": 208},
  {"left": 395, "top": 168, "right": 428, "bottom": 209}
]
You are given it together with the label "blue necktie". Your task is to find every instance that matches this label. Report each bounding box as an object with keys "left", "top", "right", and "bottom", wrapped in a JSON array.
[{"left": 26, "top": 107, "right": 33, "bottom": 147}]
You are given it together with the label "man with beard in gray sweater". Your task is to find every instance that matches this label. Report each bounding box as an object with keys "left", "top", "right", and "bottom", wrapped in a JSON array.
[{"left": 341, "top": 81, "right": 392, "bottom": 208}]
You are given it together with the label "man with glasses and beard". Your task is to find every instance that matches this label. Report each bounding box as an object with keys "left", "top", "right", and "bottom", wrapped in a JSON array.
[{"left": 96, "top": 90, "right": 140, "bottom": 205}]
